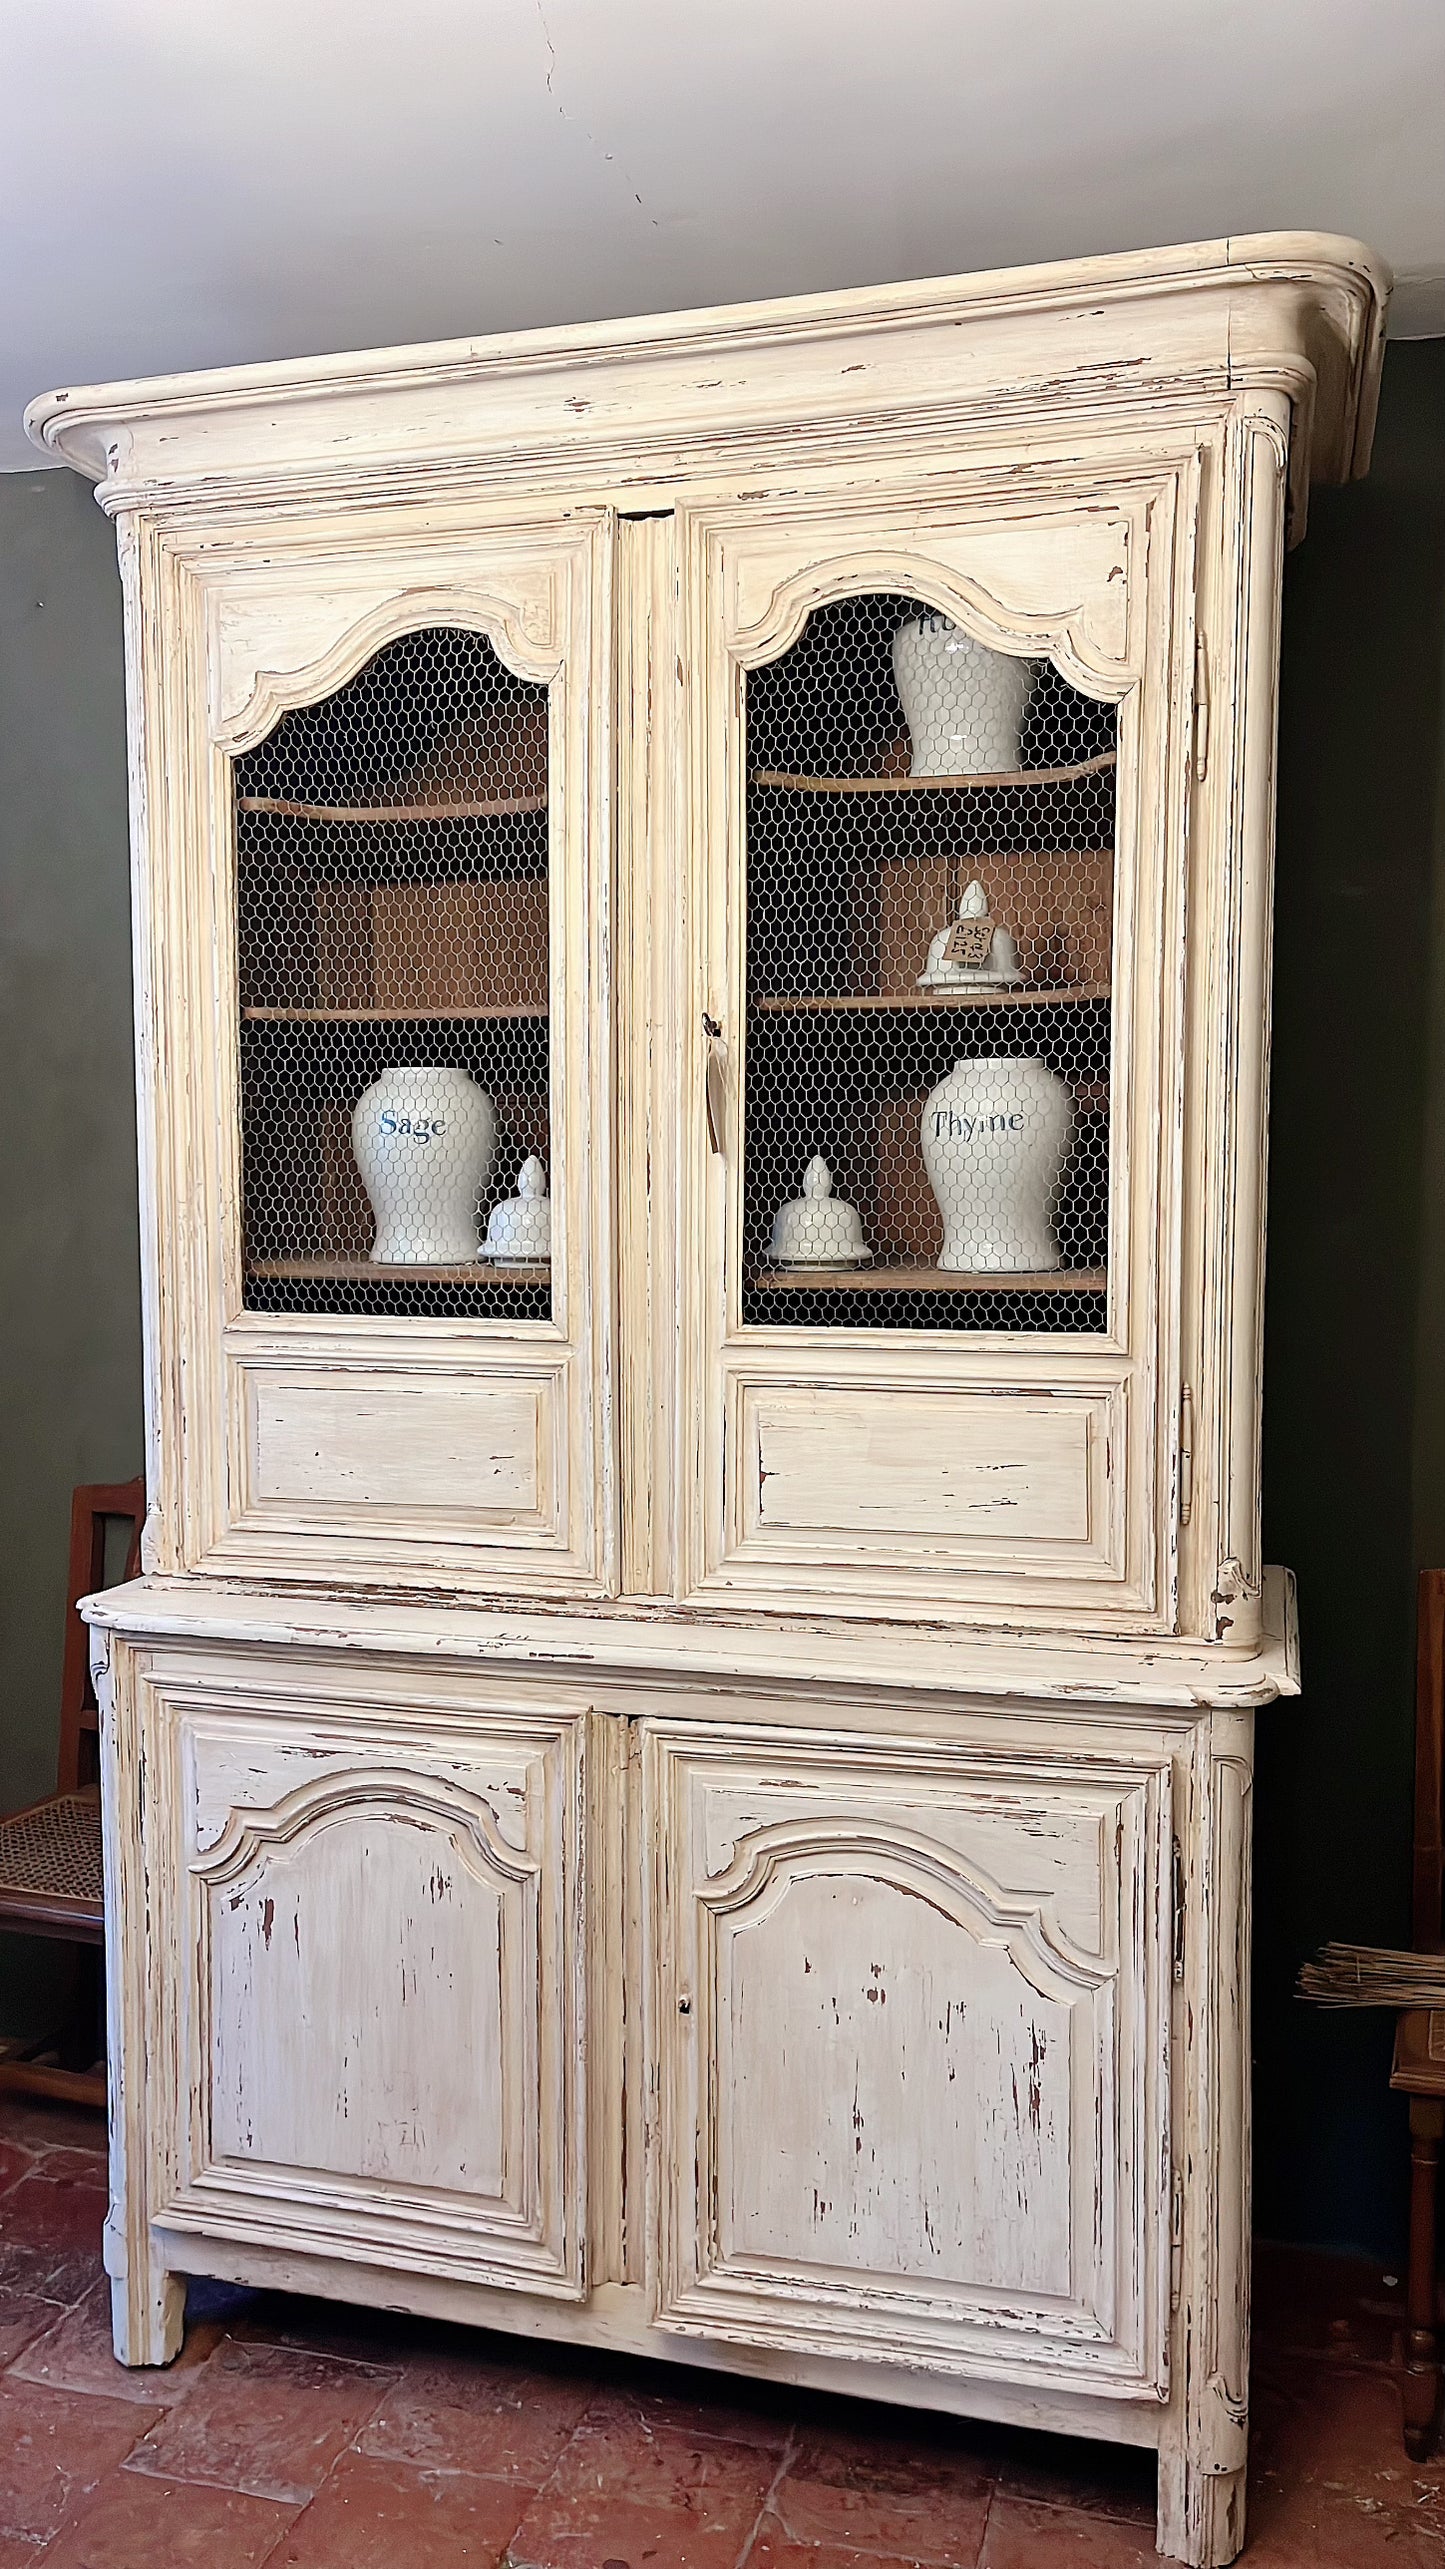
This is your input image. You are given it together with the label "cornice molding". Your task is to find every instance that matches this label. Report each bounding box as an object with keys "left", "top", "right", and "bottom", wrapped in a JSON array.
[{"left": 26, "top": 233, "right": 1387, "bottom": 522}]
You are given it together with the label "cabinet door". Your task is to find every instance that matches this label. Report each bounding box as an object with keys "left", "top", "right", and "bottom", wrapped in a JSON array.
[
  {"left": 152, "top": 1667, "right": 586, "bottom": 2297},
  {"left": 136, "top": 508, "right": 612, "bottom": 1591},
  {"left": 646, "top": 1722, "right": 1171, "bottom": 2394},
  {"left": 672, "top": 466, "right": 1197, "bottom": 1629}
]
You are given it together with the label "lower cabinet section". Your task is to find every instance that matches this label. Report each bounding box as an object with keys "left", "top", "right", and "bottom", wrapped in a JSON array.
[
  {"left": 128, "top": 1651, "right": 587, "bottom": 2297},
  {"left": 102, "top": 1634, "right": 1181, "bottom": 2412},
  {"left": 644, "top": 1721, "right": 1173, "bottom": 2396}
]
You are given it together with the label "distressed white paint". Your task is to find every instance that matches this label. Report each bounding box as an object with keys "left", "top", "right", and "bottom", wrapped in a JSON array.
[
  {"left": 205, "top": 1799, "right": 514, "bottom": 2195},
  {"left": 646, "top": 1727, "right": 1164, "bottom": 2389},
  {"left": 164, "top": 1669, "right": 585, "bottom": 2295},
  {"left": 743, "top": 1384, "right": 1103, "bottom": 1549},
  {"left": 56, "top": 242, "right": 1383, "bottom": 2569},
  {"left": 246, "top": 1370, "right": 546, "bottom": 1520}
]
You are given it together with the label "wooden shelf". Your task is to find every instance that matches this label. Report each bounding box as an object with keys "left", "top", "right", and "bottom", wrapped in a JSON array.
[
  {"left": 238, "top": 793, "right": 547, "bottom": 823},
  {"left": 249, "top": 1257, "right": 550, "bottom": 1284},
  {"left": 751, "top": 752, "right": 1116, "bottom": 795},
  {"left": 243, "top": 1004, "right": 548, "bottom": 1023},
  {"left": 753, "top": 984, "right": 1109, "bottom": 1014},
  {"left": 754, "top": 1264, "right": 1106, "bottom": 1293}
]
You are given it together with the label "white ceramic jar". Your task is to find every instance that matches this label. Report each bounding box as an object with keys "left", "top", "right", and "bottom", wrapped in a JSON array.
[
  {"left": 768, "top": 1156, "right": 872, "bottom": 1268},
  {"left": 480, "top": 1155, "right": 552, "bottom": 1266},
  {"left": 892, "top": 615, "right": 1036, "bottom": 777},
  {"left": 351, "top": 1066, "right": 495, "bottom": 1264},
  {"left": 921, "top": 1056, "right": 1072, "bottom": 1272}
]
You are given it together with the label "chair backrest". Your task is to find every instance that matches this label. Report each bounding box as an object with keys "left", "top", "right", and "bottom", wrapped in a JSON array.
[
  {"left": 57, "top": 1478, "right": 146, "bottom": 1794},
  {"left": 1415, "top": 1570, "right": 1445, "bottom": 1951}
]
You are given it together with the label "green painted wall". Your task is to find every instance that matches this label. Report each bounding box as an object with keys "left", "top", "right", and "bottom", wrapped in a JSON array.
[
  {"left": 1256, "top": 336, "right": 1445, "bottom": 2258},
  {"left": 1, "top": 345, "right": 1443, "bottom": 2254},
  {"left": 0, "top": 467, "right": 140, "bottom": 2031}
]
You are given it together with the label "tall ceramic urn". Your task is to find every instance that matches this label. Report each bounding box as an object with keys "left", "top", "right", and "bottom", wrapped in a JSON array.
[
  {"left": 352, "top": 1066, "right": 495, "bottom": 1264},
  {"left": 921, "top": 1056, "right": 1072, "bottom": 1272},
  {"left": 892, "top": 614, "right": 1036, "bottom": 776}
]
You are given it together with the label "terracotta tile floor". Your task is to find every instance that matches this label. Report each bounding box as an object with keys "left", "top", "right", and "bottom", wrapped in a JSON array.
[{"left": 1, "top": 2094, "right": 1442, "bottom": 2564}]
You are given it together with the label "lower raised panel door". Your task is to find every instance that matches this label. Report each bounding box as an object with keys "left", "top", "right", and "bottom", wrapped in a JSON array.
[
  {"left": 156, "top": 1670, "right": 586, "bottom": 2296},
  {"left": 645, "top": 1721, "right": 1171, "bottom": 2394}
]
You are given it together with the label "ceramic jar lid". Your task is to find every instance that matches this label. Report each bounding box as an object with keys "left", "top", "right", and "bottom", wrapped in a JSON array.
[
  {"left": 769, "top": 1157, "right": 872, "bottom": 1267},
  {"left": 480, "top": 1156, "right": 551, "bottom": 1265}
]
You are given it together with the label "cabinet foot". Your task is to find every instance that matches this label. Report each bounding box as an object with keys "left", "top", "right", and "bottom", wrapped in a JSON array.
[
  {"left": 1156, "top": 2443, "right": 1247, "bottom": 2567},
  {"left": 109, "top": 2262, "right": 185, "bottom": 2369}
]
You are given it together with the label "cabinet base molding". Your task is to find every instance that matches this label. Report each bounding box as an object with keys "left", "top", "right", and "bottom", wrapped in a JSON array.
[{"left": 143, "top": 2235, "right": 1161, "bottom": 2448}]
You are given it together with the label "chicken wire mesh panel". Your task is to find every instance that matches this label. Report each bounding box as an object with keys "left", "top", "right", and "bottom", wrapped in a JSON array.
[
  {"left": 235, "top": 626, "right": 553, "bottom": 1321},
  {"left": 743, "top": 593, "right": 1116, "bottom": 1334}
]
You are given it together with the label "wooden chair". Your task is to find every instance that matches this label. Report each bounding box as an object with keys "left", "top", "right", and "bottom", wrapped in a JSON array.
[
  {"left": 1391, "top": 1567, "right": 1445, "bottom": 2456},
  {"left": 0, "top": 1478, "right": 144, "bottom": 2110}
]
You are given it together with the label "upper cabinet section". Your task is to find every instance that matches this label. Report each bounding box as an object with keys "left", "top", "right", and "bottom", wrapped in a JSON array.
[{"left": 33, "top": 238, "right": 1387, "bottom": 1649}]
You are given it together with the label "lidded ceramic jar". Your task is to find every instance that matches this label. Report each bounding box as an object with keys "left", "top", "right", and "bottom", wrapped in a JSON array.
[
  {"left": 918, "top": 878, "right": 1022, "bottom": 990},
  {"left": 480, "top": 1155, "right": 552, "bottom": 1266},
  {"left": 892, "top": 614, "right": 1037, "bottom": 777},
  {"left": 769, "top": 1157, "right": 872, "bottom": 1268},
  {"left": 351, "top": 1066, "right": 495, "bottom": 1264},
  {"left": 921, "top": 1057, "right": 1071, "bottom": 1273}
]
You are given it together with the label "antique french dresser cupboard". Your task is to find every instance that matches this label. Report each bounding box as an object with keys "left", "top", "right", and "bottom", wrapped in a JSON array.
[{"left": 29, "top": 233, "right": 1386, "bottom": 2566}]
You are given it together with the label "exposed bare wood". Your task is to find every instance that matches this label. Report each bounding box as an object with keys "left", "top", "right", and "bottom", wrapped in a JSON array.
[
  {"left": 754, "top": 1263, "right": 1106, "bottom": 1291},
  {"left": 752, "top": 751, "right": 1117, "bottom": 792},
  {"left": 753, "top": 984, "right": 1110, "bottom": 1014},
  {"left": 247, "top": 1256, "right": 550, "bottom": 1283},
  {"left": 243, "top": 1004, "right": 548, "bottom": 1023},
  {"left": 238, "top": 792, "right": 547, "bottom": 821}
]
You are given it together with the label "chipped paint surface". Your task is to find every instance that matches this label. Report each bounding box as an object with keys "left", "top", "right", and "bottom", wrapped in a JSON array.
[{"left": 66, "top": 244, "right": 1365, "bottom": 2569}]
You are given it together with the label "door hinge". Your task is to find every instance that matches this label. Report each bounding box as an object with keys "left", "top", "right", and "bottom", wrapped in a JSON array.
[
  {"left": 1178, "top": 1382, "right": 1195, "bottom": 1527},
  {"left": 1192, "top": 634, "right": 1211, "bottom": 784},
  {"left": 1172, "top": 1834, "right": 1187, "bottom": 1982},
  {"left": 1170, "top": 2165, "right": 1185, "bottom": 2310}
]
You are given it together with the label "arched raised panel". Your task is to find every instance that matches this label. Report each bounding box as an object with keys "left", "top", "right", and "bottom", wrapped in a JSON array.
[
  {"left": 647, "top": 1729, "right": 1169, "bottom": 2392},
  {"left": 705, "top": 1835, "right": 1100, "bottom": 2304},
  {"left": 721, "top": 501, "right": 1144, "bottom": 697},
  {"left": 207, "top": 558, "right": 569, "bottom": 753},
  {"left": 200, "top": 1786, "right": 531, "bottom": 2202},
  {"left": 168, "top": 1705, "right": 586, "bottom": 2298}
]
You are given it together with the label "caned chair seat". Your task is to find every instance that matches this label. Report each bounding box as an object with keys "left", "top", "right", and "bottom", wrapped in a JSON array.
[{"left": 0, "top": 1786, "right": 103, "bottom": 1941}]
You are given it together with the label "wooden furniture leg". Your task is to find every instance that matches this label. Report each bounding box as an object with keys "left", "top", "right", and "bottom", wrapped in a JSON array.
[{"left": 1405, "top": 2098, "right": 1443, "bottom": 2457}]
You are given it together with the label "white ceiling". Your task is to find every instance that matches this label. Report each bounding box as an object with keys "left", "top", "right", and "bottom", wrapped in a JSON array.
[{"left": 4, "top": 0, "right": 1443, "bottom": 473}]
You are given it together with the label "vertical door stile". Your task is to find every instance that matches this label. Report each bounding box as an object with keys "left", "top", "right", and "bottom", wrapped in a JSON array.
[{"left": 616, "top": 513, "right": 680, "bottom": 1599}]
